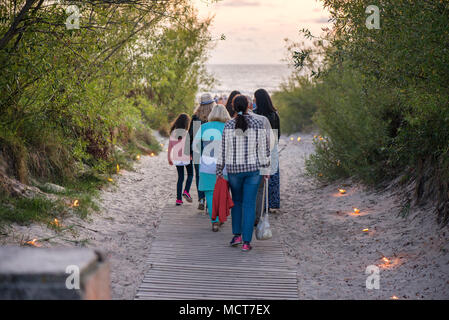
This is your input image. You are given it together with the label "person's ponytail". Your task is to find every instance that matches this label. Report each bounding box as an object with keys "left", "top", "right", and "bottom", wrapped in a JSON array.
[{"left": 232, "top": 95, "right": 249, "bottom": 132}]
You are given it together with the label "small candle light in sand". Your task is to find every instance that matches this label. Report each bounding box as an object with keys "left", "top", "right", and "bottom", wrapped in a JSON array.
[
  {"left": 339, "top": 189, "right": 346, "bottom": 194},
  {"left": 290, "top": 137, "right": 294, "bottom": 141},
  {"left": 160, "top": 143, "right": 164, "bottom": 147},
  {"left": 353, "top": 208, "right": 360, "bottom": 214},
  {"left": 25, "top": 239, "right": 41, "bottom": 247},
  {"left": 382, "top": 257, "right": 390, "bottom": 264},
  {"left": 136, "top": 154, "right": 141, "bottom": 160},
  {"left": 150, "top": 152, "right": 155, "bottom": 157},
  {"left": 51, "top": 218, "right": 61, "bottom": 227},
  {"left": 297, "top": 137, "right": 301, "bottom": 142},
  {"left": 391, "top": 295, "right": 399, "bottom": 300}
]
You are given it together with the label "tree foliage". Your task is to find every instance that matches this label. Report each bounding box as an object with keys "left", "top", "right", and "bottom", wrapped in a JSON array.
[
  {"left": 0, "top": 0, "right": 213, "bottom": 187},
  {"left": 283, "top": 0, "right": 449, "bottom": 222}
]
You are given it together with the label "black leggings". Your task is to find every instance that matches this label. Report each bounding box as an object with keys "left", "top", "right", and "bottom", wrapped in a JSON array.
[
  {"left": 176, "top": 164, "right": 193, "bottom": 200},
  {"left": 194, "top": 163, "right": 205, "bottom": 201}
]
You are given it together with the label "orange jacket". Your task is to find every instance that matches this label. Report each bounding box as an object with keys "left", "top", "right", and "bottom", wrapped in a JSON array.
[{"left": 212, "top": 177, "right": 234, "bottom": 223}]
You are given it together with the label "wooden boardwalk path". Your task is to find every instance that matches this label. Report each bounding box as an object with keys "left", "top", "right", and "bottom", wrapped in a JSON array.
[{"left": 135, "top": 205, "right": 299, "bottom": 300}]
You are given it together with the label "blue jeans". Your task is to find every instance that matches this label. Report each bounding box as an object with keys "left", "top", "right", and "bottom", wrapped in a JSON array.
[{"left": 228, "top": 171, "right": 261, "bottom": 243}]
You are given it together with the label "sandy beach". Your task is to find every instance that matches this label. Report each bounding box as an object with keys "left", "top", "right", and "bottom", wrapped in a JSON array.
[
  {"left": 276, "top": 134, "right": 449, "bottom": 299},
  {"left": 1, "top": 133, "right": 448, "bottom": 299}
]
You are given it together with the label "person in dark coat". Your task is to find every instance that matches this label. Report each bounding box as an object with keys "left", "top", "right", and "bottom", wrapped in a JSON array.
[
  {"left": 188, "top": 93, "right": 215, "bottom": 210},
  {"left": 254, "top": 88, "right": 281, "bottom": 211},
  {"left": 225, "top": 90, "right": 240, "bottom": 118}
]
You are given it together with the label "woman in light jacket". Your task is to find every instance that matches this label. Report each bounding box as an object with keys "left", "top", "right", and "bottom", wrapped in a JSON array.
[{"left": 194, "top": 104, "right": 231, "bottom": 232}]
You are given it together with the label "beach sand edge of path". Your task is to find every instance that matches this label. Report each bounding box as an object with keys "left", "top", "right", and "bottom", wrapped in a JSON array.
[{"left": 1, "top": 133, "right": 448, "bottom": 299}]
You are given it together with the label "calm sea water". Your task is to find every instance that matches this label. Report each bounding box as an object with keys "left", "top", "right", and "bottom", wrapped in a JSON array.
[{"left": 202, "top": 64, "right": 293, "bottom": 97}]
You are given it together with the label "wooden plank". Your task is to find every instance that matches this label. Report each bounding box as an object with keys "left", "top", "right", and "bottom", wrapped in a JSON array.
[
  {"left": 135, "top": 204, "right": 299, "bottom": 300},
  {"left": 143, "top": 271, "right": 297, "bottom": 280},
  {"left": 146, "top": 262, "right": 296, "bottom": 274},
  {"left": 136, "top": 287, "right": 297, "bottom": 299},
  {"left": 141, "top": 281, "right": 298, "bottom": 290},
  {"left": 138, "top": 284, "right": 298, "bottom": 295},
  {"left": 136, "top": 293, "right": 293, "bottom": 300},
  {"left": 142, "top": 277, "right": 297, "bottom": 285}
]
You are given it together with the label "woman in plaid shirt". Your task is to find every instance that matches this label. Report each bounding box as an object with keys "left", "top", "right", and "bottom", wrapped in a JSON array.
[{"left": 216, "top": 95, "right": 271, "bottom": 252}]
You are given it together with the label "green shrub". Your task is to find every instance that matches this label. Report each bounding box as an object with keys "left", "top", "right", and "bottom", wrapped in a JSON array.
[
  {"left": 273, "top": 77, "right": 319, "bottom": 134},
  {"left": 290, "top": 0, "right": 449, "bottom": 221},
  {"left": 0, "top": 0, "right": 213, "bottom": 224}
]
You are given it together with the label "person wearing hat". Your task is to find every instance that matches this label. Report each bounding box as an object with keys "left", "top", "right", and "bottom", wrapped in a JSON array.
[
  {"left": 193, "top": 104, "right": 231, "bottom": 231},
  {"left": 188, "top": 93, "right": 215, "bottom": 210}
]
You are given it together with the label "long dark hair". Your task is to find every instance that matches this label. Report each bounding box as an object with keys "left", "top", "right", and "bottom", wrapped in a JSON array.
[
  {"left": 225, "top": 90, "right": 240, "bottom": 117},
  {"left": 254, "top": 88, "right": 277, "bottom": 117},
  {"left": 169, "top": 113, "right": 190, "bottom": 134},
  {"left": 233, "top": 95, "right": 249, "bottom": 132}
]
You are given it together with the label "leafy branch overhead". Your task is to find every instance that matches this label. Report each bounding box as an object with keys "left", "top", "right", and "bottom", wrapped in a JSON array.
[{"left": 0, "top": 0, "right": 214, "bottom": 202}]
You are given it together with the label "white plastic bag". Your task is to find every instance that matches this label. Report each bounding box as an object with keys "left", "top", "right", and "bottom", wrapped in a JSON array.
[{"left": 256, "top": 179, "right": 272, "bottom": 240}]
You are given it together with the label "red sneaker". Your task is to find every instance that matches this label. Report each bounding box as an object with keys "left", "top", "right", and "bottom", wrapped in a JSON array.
[
  {"left": 182, "top": 191, "right": 193, "bottom": 203},
  {"left": 230, "top": 235, "right": 242, "bottom": 246}
]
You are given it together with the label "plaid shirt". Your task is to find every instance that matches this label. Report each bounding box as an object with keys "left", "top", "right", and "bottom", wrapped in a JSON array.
[{"left": 216, "top": 114, "right": 271, "bottom": 176}]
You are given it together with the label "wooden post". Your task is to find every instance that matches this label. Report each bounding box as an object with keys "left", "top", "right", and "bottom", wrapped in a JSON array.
[{"left": 0, "top": 246, "right": 110, "bottom": 300}]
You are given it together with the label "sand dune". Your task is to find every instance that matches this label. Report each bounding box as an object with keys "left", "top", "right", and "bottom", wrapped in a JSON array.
[{"left": 1, "top": 133, "right": 448, "bottom": 299}]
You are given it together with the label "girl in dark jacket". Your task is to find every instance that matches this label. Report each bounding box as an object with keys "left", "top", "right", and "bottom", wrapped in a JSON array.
[{"left": 168, "top": 113, "right": 193, "bottom": 206}]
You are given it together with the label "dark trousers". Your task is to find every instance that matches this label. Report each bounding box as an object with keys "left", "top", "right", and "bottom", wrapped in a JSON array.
[
  {"left": 176, "top": 164, "right": 193, "bottom": 201},
  {"left": 194, "top": 163, "right": 205, "bottom": 200}
]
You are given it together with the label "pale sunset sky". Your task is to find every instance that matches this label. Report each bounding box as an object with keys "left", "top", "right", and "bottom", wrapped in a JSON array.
[{"left": 193, "top": 0, "right": 331, "bottom": 64}]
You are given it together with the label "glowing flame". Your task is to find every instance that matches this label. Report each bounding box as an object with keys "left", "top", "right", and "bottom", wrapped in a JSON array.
[
  {"left": 25, "top": 239, "right": 41, "bottom": 247},
  {"left": 136, "top": 154, "right": 141, "bottom": 160},
  {"left": 51, "top": 218, "right": 61, "bottom": 227},
  {"left": 382, "top": 257, "right": 390, "bottom": 264},
  {"left": 318, "top": 173, "right": 323, "bottom": 177},
  {"left": 391, "top": 295, "right": 399, "bottom": 300},
  {"left": 297, "top": 137, "right": 301, "bottom": 142},
  {"left": 339, "top": 189, "right": 346, "bottom": 194},
  {"left": 150, "top": 152, "right": 155, "bottom": 157},
  {"left": 71, "top": 199, "right": 79, "bottom": 207},
  {"left": 160, "top": 143, "right": 164, "bottom": 147},
  {"left": 290, "top": 137, "right": 294, "bottom": 141},
  {"left": 353, "top": 208, "right": 360, "bottom": 214}
]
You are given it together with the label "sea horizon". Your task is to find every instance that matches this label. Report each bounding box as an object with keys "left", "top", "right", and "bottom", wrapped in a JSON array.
[{"left": 203, "top": 64, "right": 293, "bottom": 96}]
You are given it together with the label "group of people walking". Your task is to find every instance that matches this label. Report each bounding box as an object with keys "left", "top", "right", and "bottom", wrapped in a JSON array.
[{"left": 167, "top": 89, "right": 280, "bottom": 251}]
